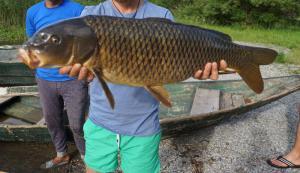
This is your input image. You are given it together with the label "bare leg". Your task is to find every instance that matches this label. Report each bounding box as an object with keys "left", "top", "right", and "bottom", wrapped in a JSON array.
[{"left": 269, "top": 104, "right": 300, "bottom": 167}]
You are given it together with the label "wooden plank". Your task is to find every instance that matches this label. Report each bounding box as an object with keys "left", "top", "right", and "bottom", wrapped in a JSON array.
[
  {"left": 232, "top": 94, "right": 245, "bottom": 107},
  {"left": 220, "top": 92, "right": 233, "bottom": 110},
  {"left": 2, "top": 103, "right": 43, "bottom": 123},
  {"left": 37, "top": 117, "right": 46, "bottom": 125},
  {"left": 0, "top": 96, "right": 15, "bottom": 105},
  {"left": 6, "top": 86, "right": 38, "bottom": 94},
  {"left": 1, "top": 117, "right": 32, "bottom": 125},
  {"left": 18, "top": 108, "right": 43, "bottom": 124},
  {"left": 0, "top": 76, "right": 36, "bottom": 87},
  {"left": 190, "top": 88, "right": 220, "bottom": 115}
]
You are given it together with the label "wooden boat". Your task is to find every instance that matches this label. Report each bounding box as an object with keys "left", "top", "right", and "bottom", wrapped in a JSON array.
[
  {"left": 0, "top": 75, "right": 299, "bottom": 142},
  {"left": 0, "top": 45, "right": 36, "bottom": 86}
]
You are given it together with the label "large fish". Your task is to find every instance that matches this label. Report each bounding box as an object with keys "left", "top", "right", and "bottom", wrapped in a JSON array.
[{"left": 19, "top": 15, "right": 277, "bottom": 108}]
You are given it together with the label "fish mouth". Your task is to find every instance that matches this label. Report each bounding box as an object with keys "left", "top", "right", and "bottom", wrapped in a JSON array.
[{"left": 18, "top": 48, "right": 41, "bottom": 69}]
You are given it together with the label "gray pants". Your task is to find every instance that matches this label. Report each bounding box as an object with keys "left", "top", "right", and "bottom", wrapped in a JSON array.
[{"left": 37, "top": 78, "right": 88, "bottom": 155}]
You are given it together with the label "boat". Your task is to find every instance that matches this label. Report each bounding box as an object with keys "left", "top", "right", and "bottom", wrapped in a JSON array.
[
  {"left": 0, "top": 45, "right": 36, "bottom": 86},
  {"left": 0, "top": 75, "right": 299, "bottom": 142}
]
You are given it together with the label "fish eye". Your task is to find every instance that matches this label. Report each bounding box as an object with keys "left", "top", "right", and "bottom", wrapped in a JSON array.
[
  {"left": 51, "top": 35, "right": 60, "bottom": 44},
  {"left": 39, "top": 33, "right": 50, "bottom": 41}
]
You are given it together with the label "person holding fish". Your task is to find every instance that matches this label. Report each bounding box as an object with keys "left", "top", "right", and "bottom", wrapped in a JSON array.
[
  {"left": 59, "top": 0, "right": 227, "bottom": 172},
  {"left": 22, "top": 0, "right": 87, "bottom": 169},
  {"left": 19, "top": 0, "right": 276, "bottom": 172}
]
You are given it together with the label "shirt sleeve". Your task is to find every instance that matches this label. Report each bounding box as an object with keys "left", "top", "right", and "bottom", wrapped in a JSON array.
[
  {"left": 25, "top": 10, "right": 35, "bottom": 38},
  {"left": 81, "top": 6, "right": 99, "bottom": 17},
  {"left": 165, "top": 10, "right": 174, "bottom": 21}
]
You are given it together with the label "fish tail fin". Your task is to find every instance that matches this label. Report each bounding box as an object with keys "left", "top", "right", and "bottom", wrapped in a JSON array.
[{"left": 237, "top": 47, "right": 277, "bottom": 93}]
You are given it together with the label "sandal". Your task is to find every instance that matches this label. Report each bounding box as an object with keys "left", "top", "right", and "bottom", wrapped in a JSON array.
[
  {"left": 267, "top": 156, "right": 300, "bottom": 168},
  {"left": 40, "top": 155, "right": 70, "bottom": 169}
]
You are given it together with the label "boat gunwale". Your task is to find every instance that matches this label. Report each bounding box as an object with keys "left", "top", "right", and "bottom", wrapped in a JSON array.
[{"left": 180, "top": 74, "right": 300, "bottom": 84}]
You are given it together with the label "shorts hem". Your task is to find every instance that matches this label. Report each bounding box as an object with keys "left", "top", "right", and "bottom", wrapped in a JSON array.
[{"left": 85, "top": 162, "right": 116, "bottom": 173}]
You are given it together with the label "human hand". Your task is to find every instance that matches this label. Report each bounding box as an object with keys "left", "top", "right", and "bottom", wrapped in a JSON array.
[
  {"left": 17, "top": 48, "right": 40, "bottom": 69},
  {"left": 194, "top": 60, "right": 228, "bottom": 80},
  {"left": 59, "top": 63, "right": 94, "bottom": 82}
]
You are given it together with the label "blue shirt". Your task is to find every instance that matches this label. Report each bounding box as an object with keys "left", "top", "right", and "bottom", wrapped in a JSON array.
[
  {"left": 82, "top": 0, "right": 173, "bottom": 136},
  {"left": 26, "top": 0, "right": 84, "bottom": 81}
]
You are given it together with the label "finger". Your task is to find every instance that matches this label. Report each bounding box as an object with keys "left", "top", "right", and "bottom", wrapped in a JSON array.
[
  {"left": 69, "top": 64, "right": 82, "bottom": 77},
  {"left": 29, "top": 58, "right": 40, "bottom": 68},
  {"left": 87, "top": 72, "right": 95, "bottom": 82},
  {"left": 210, "top": 62, "right": 218, "bottom": 80},
  {"left": 201, "top": 62, "right": 212, "bottom": 79},
  {"left": 16, "top": 54, "right": 24, "bottom": 62},
  {"left": 194, "top": 70, "right": 203, "bottom": 79},
  {"left": 17, "top": 54, "right": 29, "bottom": 66},
  {"left": 78, "top": 67, "right": 89, "bottom": 80},
  {"left": 59, "top": 66, "right": 73, "bottom": 75},
  {"left": 219, "top": 59, "right": 228, "bottom": 71}
]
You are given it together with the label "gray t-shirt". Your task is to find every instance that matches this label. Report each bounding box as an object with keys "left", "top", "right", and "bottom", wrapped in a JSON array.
[{"left": 81, "top": 0, "right": 174, "bottom": 136}]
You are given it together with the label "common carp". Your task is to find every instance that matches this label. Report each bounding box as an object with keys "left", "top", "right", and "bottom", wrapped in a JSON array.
[{"left": 19, "top": 15, "right": 277, "bottom": 108}]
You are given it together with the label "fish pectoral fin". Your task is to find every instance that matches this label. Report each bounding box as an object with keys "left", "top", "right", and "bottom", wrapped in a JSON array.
[
  {"left": 92, "top": 68, "right": 115, "bottom": 109},
  {"left": 145, "top": 86, "right": 172, "bottom": 107}
]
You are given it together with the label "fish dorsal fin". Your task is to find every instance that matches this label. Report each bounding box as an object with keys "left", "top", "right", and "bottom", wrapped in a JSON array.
[
  {"left": 92, "top": 68, "right": 115, "bottom": 109},
  {"left": 144, "top": 17, "right": 174, "bottom": 23},
  {"left": 199, "top": 27, "right": 232, "bottom": 42},
  {"left": 144, "top": 17, "right": 231, "bottom": 42},
  {"left": 145, "top": 85, "right": 172, "bottom": 107}
]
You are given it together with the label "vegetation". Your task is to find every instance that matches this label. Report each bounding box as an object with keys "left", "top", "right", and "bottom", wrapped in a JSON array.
[
  {"left": 0, "top": 0, "right": 39, "bottom": 27},
  {"left": 0, "top": 26, "right": 24, "bottom": 45},
  {"left": 1, "top": 0, "right": 299, "bottom": 28},
  {"left": 152, "top": 0, "right": 300, "bottom": 28},
  {"left": 0, "top": 0, "right": 299, "bottom": 65}
]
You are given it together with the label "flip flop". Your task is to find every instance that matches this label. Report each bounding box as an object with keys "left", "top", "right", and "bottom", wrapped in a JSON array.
[{"left": 267, "top": 156, "right": 300, "bottom": 168}]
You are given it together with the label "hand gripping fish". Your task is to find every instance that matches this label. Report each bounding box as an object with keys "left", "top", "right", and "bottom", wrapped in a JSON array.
[{"left": 19, "top": 15, "right": 277, "bottom": 108}]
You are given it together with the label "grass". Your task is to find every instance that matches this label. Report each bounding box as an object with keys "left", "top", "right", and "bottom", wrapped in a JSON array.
[{"left": 0, "top": 26, "right": 25, "bottom": 45}]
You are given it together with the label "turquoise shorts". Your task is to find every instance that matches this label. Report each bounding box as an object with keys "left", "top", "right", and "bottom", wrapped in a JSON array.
[{"left": 83, "top": 119, "right": 161, "bottom": 173}]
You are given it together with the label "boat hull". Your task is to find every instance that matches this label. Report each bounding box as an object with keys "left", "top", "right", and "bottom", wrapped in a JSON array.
[{"left": 1, "top": 75, "right": 300, "bottom": 142}]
